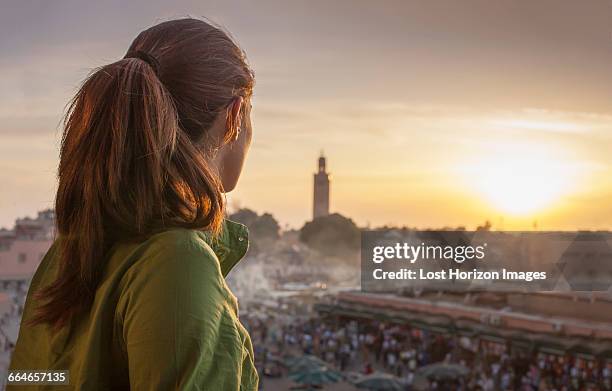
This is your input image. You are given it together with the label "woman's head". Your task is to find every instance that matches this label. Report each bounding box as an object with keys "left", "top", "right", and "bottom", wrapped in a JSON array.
[
  {"left": 31, "top": 18, "right": 254, "bottom": 329},
  {"left": 126, "top": 18, "right": 255, "bottom": 191}
]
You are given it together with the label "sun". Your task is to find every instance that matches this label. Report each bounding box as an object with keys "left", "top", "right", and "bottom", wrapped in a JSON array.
[{"left": 462, "top": 145, "right": 576, "bottom": 216}]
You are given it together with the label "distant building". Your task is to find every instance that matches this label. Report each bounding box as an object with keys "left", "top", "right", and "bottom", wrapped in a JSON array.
[
  {"left": 14, "top": 209, "right": 55, "bottom": 240},
  {"left": 313, "top": 153, "right": 330, "bottom": 219},
  {"left": 0, "top": 209, "right": 55, "bottom": 281}
]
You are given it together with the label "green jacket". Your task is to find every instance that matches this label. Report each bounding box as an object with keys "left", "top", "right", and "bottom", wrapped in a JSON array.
[{"left": 9, "top": 219, "right": 259, "bottom": 391}]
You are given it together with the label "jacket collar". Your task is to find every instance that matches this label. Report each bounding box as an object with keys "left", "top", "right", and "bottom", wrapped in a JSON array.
[{"left": 203, "top": 218, "right": 249, "bottom": 277}]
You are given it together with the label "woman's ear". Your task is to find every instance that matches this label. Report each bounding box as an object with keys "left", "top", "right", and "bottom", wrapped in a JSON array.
[{"left": 225, "top": 96, "right": 244, "bottom": 142}]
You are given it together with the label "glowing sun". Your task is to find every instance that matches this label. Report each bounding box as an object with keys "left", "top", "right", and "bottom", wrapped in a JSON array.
[{"left": 463, "top": 146, "right": 576, "bottom": 215}]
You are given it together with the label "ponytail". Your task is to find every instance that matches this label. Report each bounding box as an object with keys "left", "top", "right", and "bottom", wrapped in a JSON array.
[{"left": 29, "top": 56, "right": 225, "bottom": 329}]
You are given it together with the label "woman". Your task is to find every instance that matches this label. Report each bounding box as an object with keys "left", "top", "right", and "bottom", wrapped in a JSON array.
[{"left": 9, "top": 18, "right": 257, "bottom": 390}]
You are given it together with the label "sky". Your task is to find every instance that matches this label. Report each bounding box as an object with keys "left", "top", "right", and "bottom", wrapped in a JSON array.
[{"left": 1, "top": 0, "right": 611, "bottom": 230}]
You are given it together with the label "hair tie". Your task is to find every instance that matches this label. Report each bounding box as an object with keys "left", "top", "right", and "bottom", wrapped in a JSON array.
[{"left": 125, "top": 50, "right": 160, "bottom": 75}]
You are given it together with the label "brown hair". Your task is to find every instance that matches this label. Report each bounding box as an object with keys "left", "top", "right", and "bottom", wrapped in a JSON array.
[{"left": 29, "top": 18, "right": 254, "bottom": 329}]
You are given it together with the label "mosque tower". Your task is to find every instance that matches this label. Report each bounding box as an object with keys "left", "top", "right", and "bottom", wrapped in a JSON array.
[{"left": 313, "top": 152, "right": 330, "bottom": 219}]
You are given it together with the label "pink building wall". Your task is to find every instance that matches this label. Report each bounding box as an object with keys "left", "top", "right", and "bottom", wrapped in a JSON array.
[{"left": 0, "top": 239, "right": 52, "bottom": 280}]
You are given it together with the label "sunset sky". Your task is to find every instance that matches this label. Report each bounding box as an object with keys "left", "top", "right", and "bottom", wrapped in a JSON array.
[{"left": 1, "top": 0, "right": 611, "bottom": 230}]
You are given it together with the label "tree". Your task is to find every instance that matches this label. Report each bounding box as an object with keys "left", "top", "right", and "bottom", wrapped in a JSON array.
[
  {"left": 476, "top": 220, "right": 492, "bottom": 231},
  {"left": 299, "top": 213, "right": 360, "bottom": 256},
  {"left": 228, "top": 208, "right": 258, "bottom": 227},
  {"left": 250, "top": 213, "right": 280, "bottom": 241},
  {"left": 228, "top": 208, "right": 281, "bottom": 253}
]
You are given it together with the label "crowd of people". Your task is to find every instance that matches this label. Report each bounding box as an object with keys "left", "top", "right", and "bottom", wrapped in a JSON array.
[
  {"left": 1, "top": 277, "right": 611, "bottom": 390},
  {"left": 242, "top": 310, "right": 612, "bottom": 390},
  {"left": 0, "top": 280, "right": 28, "bottom": 389}
]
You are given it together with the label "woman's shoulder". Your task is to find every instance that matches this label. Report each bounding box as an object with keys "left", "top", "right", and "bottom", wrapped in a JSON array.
[
  {"left": 146, "top": 227, "right": 215, "bottom": 255},
  {"left": 135, "top": 227, "right": 222, "bottom": 274},
  {"left": 115, "top": 227, "right": 238, "bottom": 317},
  {"left": 112, "top": 228, "right": 228, "bottom": 298}
]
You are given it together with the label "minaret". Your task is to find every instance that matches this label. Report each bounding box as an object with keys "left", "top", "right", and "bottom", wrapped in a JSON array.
[{"left": 313, "top": 152, "right": 330, "bottom": 219}]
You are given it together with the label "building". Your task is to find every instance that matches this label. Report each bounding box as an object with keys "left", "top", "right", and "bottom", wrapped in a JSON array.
[
  {"left": 316, "top": 290, "right": 612, "bottom": 362},
  {"left": 312, "top": 153, "right": 330, "bottom": 219},
  {"left": 0, "top": 209, "right": 55, "bottom": 281}
]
